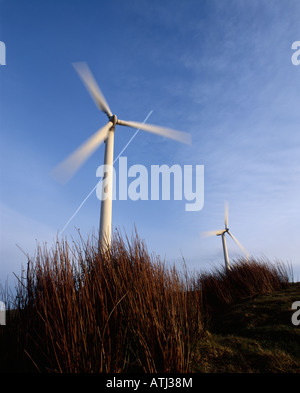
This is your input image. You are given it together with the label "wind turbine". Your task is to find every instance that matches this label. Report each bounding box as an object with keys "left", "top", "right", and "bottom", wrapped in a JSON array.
[
  {"left": 204, "top": 202, "right": 249, "bottom": 271},
  {"left": 52, "top": 62, "right": 192, "bottom": 247}
]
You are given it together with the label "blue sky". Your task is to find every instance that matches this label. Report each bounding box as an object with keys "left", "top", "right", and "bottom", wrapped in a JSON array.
[{"left": 1, "top": 0, "right": 300, "bottom": 286}]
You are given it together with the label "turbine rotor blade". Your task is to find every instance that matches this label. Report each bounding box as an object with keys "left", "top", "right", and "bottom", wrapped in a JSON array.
[
  {"left": 224, "top": 201, "right": 229, "bottom": 229},
  {"left": 51, "top": 121, "right": 113, "bottom": 184},
  {"left": 117, "top": 119, "right": 192, "bottom": 145},
  {"left": 227, "top": 231, "right": 248, "bottom": 257},
  {"left": 73, "top": 62, "right": 113, "bottom": 118},
  {"left": 203, "top": 229, "right": 226, "bottom": 237}
]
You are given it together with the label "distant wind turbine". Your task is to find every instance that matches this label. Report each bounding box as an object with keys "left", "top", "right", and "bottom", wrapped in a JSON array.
[
  {"left": 204, "top": 202, "right": 249, "bottom": 271},
  {"left": 52, "top": 62, "right": 192, "bottom": 247}
]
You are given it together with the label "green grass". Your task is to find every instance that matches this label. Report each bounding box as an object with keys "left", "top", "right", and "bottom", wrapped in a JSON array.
[
  {"left": 0, "top": 231, "right": 299, "bottom": 373},
  {"left": 191, "top": 282, "right": 300, "bottom": 372}
]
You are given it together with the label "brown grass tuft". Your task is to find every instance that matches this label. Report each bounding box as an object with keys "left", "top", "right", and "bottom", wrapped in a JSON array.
[
  {"left": 14, "top": 231, "right": 291, "bottom": 373},
  {"left": 16, "top": 230, "right": 203, "bottom": 373}
]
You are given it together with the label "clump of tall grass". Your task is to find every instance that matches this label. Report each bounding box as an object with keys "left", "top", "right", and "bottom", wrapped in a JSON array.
[
  {"left": 15, "top": 230, "right": 292, "bottom": 373},
  {"left": 16, "top": 231, "right": 203, "bottom": 373},
  {"left": 197, "top": 257, "right": 291, "bottom": 312}
]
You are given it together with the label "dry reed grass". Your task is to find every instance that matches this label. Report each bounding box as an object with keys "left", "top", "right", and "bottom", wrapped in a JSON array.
[
  {"left": 16, "top": 230, "right": 202, "bottom": 373},
  {"left": 197, "top": 257, "right": 291, "bottom": 312},
  {"left": 14, "top": 231, "right": 291, "bottom": 373}
]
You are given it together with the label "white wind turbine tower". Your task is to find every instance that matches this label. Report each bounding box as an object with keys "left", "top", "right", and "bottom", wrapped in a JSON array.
[
  {"left": 204, "top": 202, "right": 249, "bottom": 271},
  {"left": 52, "top": 62, "right": 192, "bottom": 247}
]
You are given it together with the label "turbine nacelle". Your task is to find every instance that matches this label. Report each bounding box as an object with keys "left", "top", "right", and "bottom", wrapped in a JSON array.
[
  {"left": 216, "top": 228, "right": 228, "bottom": 236},
  {"left": 109, "top": 114, "right": 118, "bottom": 127}
]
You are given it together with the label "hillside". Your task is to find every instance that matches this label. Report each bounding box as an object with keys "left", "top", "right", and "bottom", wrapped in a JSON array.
[
  {"left": 191, "top": 282, "right": 300, "bottom": 372},
  {"left": 0, "top": 234, "right": 299, "bottom": 373},
  {"left": 1, "top": 283, "right": 299, "bottom": 373}
]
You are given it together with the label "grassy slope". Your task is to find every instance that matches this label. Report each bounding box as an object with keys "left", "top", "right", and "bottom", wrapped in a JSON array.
[
  {"left": 1, "top": 280, "right": 299, "bottom": 373},
  {"left": 191, "top": 282, "right": 300, "bottom": 372}
]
